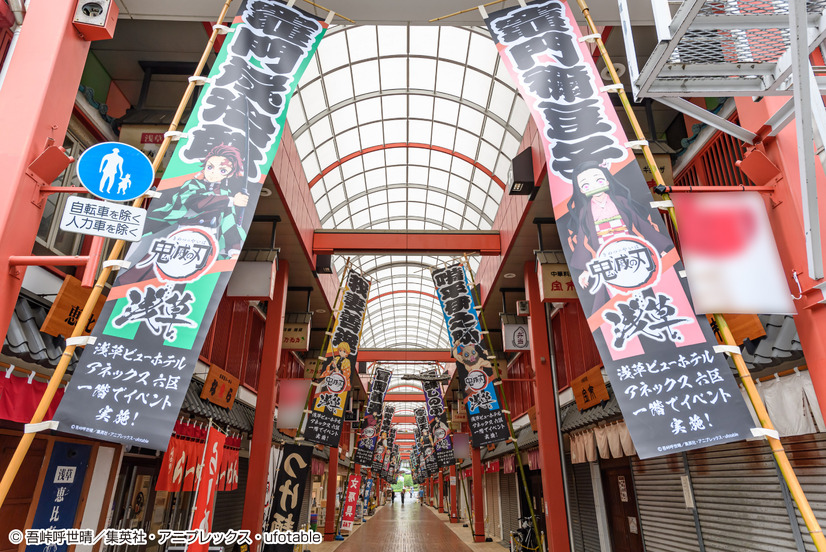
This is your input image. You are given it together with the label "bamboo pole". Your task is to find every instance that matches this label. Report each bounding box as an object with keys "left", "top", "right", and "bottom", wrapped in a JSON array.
[
  {"left": 572, "top": 0, "right": 826, "bottom": 548},
  {"left": 0, "top": 0, "right": 236, "bottom": 511},
  {"left": 462, "top": 255, "right": 541, "bottom": 552}
]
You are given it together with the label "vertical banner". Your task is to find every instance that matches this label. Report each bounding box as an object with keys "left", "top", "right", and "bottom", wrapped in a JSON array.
[
  {"left": 484, "top": 0, "right": 753, "bottom": 458},
  {"left": 364, "top": 477, "right": 374, "bottom": 507},
  {"left": 264, "top": 444, "right": 313, "bottom": 552},
  {"left": 340, "top": 474, "right": 362, "bottom": 532},
  {"left": 189, "top": 427, "right": 226, "bottom": 552},
  {"left": 304, "top": 270, "right": 371, "bottom": 447},
  {"left": 381, "top": 427, "right": 396, "bottom": 479},
  {"left": 432, "top": 265, "right": 510, "bottom": 446},
  {"left": 372, "top": 405, "right": 394, "bottom": 474},
  {"left": 27, "top": 442, "right": 92, "bottom": 552},
  {"left": 354, "top": 367, "right": 392, "bottom": 465},
  {"left": 53, "top": 1, "right": 327, "bottom": 450},
  {"left": 421, "top": 377, "right": 455, "bottom": 468}
]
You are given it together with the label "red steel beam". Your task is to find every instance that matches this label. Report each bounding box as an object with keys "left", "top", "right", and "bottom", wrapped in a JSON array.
[
  {"left": 358, "top": 349, "right": 454, "bottom": 362},
  {"left": 313, "top": 231, "right": 500, "bottom": 256}
]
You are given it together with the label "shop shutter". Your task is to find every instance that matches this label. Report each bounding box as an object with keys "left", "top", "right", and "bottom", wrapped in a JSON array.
[
  {"left": 565, "top": 456, "right": 585, "bottom": 552},
  {"left": 500, "top": 471, "right": 519, "bottom": 540},
  {"left": 573, "top": 463, "right": 600, "bottom": 552},
  {"left": 213, "top": 456, "right": 249, "bottom": 535},
  {"left": 687, "top": 439, "right": 801, "bottom": 552},
  {"left": 784, "top": 433, "right": 826, "bottom": 552},
  {"left": 632, "top": 454, "right": 700, "bottom": 552},
  {"left": 299, "top": 470, "right": 312, "bottom": 528},
  {"left": 484, "top": 472, "right": 502, "bottom": 540}
]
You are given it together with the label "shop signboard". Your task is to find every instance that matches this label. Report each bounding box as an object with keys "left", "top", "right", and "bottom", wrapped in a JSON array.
[
  {"left": 200, "top": 363, "right": 240, "bottom": 409},
  {"left": 40, "top": 275, "right": 106, "bottom": 337},
  {"left": 59, "top": 197, "right": 146, "bottom": 241},
  {"left": 52, "top": 0, "right": 327, "bottom": 450},
  {"left": 484, "top": 0, "right": 753, "bottom": 458}
]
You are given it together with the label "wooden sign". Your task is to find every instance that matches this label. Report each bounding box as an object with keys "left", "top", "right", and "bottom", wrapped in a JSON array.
[
  {"left": 200, "top": 364, "right": 240, "bottom": 409},
  {"left": 538, "top": 263, "right": 578, "bottom": 302},
  {"left": 706, "top": 313, "right": 766, "bottom": 346},
  {"left": 304, "top": 358, "right": 318, "bottom": 379},
  {"left": 40, "top": 275, "right": 106, "bottom": 337},
  {"left": 637, "top": 153, "right": 673, "bottom": 189},
  {"left": 282, "top": 322, "right": 310, "bottom": 351},
  {"left": 572, "top": 365, "right": 610, "bottom": 411},
  {"left": 526, "top": 405, "right": 537, "bottom": 432}
]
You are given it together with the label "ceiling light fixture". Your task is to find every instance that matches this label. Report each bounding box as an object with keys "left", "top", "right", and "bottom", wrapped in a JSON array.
[{"left": 503, "top": 273, "right": 517, "bottom": 279}]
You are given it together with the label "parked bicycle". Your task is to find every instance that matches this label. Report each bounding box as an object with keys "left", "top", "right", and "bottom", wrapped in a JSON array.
[{"left": 510, "top": 515, "right": 539, "bottom": 552}]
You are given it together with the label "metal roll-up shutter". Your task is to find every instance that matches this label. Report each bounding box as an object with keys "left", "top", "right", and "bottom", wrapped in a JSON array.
[
  {"left": 632, "top": 454, "right": 700, "bottom": 552},
  {"left": 688, "top": 439, "right": 799, "bottom": 552},
  {"left": 784, "top": 433, "right": 826, "bottom": 552},
  {"left": 299, "top": 470, "right": 312, "bottom": 528},
  {"left": 213, "top": 456, "right": 249, "bottom": 536},
  {"left": 565, "top": 456, "right": 585, "bottom": 552},
  {"left": 573, "top": 463, "right": 600, "bottom": 552},
  {"left": 484, "top": 472, "right": 502, "bottom": 539},
  {"left": 500, "top": 471, "right": 519, "bottom": 540}
]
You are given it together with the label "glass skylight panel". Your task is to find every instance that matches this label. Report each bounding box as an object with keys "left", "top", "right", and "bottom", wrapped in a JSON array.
[
  {"left": 409, "top": 58, "right": 437, "bottom": 91},
  {"left": 378, "top": 26, "right": 407, "bottom": 56},
  {"left": 323, "top": 69, "right": 354, "bottom": 106},
  {"left": 319, "top": 30, "right": 349, "bottom": 72},
  {"left": 409, "top": 26, "right": 438, "bottom": 57},
  {"left": 347, "top": 26, "right": 378, "bottom": 62},
  {"left": 379, "top": 58, "right": 407, "bottom": 91},
  {"left": 461, "top": 70, "right": 491, "bottom": 108},
  {"left": 331, "top": 104, "right": 358, "bottom": 133},
  {"left": 356, "top": 97, "right": 382, "bottom": 124},
  {"left": 352, "top": 60, "right": 381, "bottom": 96},
  {"left": 467, "top": 32, "right": 498, "bottom": 74},
  {"left": 438, "top": 26, "right": 470, "bottom": 64}
]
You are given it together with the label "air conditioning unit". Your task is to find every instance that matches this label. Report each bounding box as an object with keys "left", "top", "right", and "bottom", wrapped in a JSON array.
[
  {"left": 516, "top": 300, "right": 530, "bottom": 316},
  {"left": 73, "top": 0, "right": 118, "bottom": 41}
]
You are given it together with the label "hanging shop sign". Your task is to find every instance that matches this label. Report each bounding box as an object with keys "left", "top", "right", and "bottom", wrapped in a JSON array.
[
  {"left": 59, "top": 196, "right": 147, "bottom": 242},
  {"left": 264, "top": 443, "right": 314, "bottom": 552},
  {"left": 502, "top": 323, "right": 530, "bottom": 351},
  {"left": 671, "top": 191, "right": 796, "bottom": 315},
  {"left": 422, "top": 376, "right": 456, "bottom": 468},
  {"left": 52, "top": 1, "right": 327, "bottom": 450},
  {"left": 200, "top": 363, "right": 240, "bottom": 409},
  {"left": 432, "top": 264, "right": 510, "bottom": 447},
  {"left": 484, "top": 0, "right": 753, "bottom": 458},
  {"left": 281, "top": 322, "right": 311, "bottom": 351},
  {"left": 372, "top": 404, "right": 395, "bottom": 474},
  {"left": 354, "top": 367, "right": 392, "bottom": 466},
  {"left": 75, "top": 141, "right": 155, "bottom": 202},
  {"left": 571, "top": 364, "right": 610, "bottom": 411},
  {"left": 190, "top": 426, "right": 226, "bottom": 552},
  {"left": 120, "top": 124, "right": 175, "bottom": 175},
  {"left": 41, "top": 275, "right": 106, "bottom": 337},
  {"left": 340, "top": 474, "right": 362, "bottom": 532},
  {"left": 538, "top": 263, "right": 578, "bottom": 302},
  {"left": 27, "top": 441, "right": 92, "bottom": 552},
  {"left": 304, "top": 270, "right": 370, "bottom": 447}
]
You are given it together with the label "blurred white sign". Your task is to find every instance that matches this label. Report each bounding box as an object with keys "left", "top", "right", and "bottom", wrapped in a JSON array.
[{"left": 672, "top": 191, "right": 795, "bottom": 314}]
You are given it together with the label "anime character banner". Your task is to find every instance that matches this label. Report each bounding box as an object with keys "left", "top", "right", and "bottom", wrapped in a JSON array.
[
  {"left": 354, "top": 367, "right": 392, "bottom": 466},
  {"left": 53, "top": 0, "right": 327, "bottom": 450},
  {"left": 263, "top": 444, "right": 313, "bottom": 552},
  {"left": 431, "top": 264, "right": 510, "bottom": 447},
  {"left": 381, "top": 427, "right": 396, "bottom": 479},
  {"left": 422, "top": 377, "right": 456, "bottom": 468},
  {"left": 484, "top": 0, "right": 753, "bottom": 458},
  {"left": 372, "top": 404, "right": 395, "bottom": 474},
  {"left": 304, "top": 270, "right": 371, "bottom": 447}
]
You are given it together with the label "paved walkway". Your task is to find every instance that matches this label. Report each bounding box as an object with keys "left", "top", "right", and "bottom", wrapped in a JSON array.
[{"left": 306, "top": 498, "right": 506, "bottom": 552}]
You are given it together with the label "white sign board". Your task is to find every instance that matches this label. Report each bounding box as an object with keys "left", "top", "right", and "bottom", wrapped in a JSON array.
[
  {"left": 59, "top": 196, "right": 146, "bottom": 242},
  {"left": 502, "top": 323, "right": 530, "bottom": 351}
]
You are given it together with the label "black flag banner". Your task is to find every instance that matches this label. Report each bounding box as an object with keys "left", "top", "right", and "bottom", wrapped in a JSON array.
[
  {"left": 304, "top": 270, "right": 371, "bottom": 447},
  {"left": 422, "top": 377, "right": 455, "bottom": 468},
  {"left": 484, "top": 0, "right": 753, "bottom": 458},
  {"left": 432, "top": 264, "right": 510, "bottom": 447},
  {"left": 354, "top": 367, "right": 392, "bottom": 466},
  {"left": 372, "top": 404, "right": 395, "bottom": 474},
  {"left": 263, "top": 443, "right": 313, "bottom": 552},
  {"left": 53, "top": 1, "right": 327, "bottom": 450},
  {"left": 381, "top": 427, "right": 396, "bottom": 478}
]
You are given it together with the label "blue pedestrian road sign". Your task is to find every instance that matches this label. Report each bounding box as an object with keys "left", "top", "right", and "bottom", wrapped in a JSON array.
[{"left": 75, "top": 142, "right": 155, "bottom": 202}]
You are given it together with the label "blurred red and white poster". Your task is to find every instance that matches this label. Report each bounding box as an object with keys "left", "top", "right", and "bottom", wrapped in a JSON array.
[
  {"left": 672, "top": 191, "right": 795, "bottom": 314},
  {"left": 276, "top": 378, "right": 312, "bottom": 430}
]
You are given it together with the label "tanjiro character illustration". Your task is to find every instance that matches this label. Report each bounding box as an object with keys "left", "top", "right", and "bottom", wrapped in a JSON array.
[{"left": 146, "top": 143, "right": 249, "bottom": 258}]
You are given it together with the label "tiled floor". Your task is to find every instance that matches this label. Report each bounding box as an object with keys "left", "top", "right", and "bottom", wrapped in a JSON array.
[{"left": 305, "top": 498, "right": 507, "bottom": 552}]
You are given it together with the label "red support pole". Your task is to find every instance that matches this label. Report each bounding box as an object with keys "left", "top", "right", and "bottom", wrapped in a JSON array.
[
  {"left": 0, "top": 0, "right": 95, "bottom": 344},
  {"left": 471, "top": 446, "right": 485, "bottom": 542},
  {"left": 241, "top": 261, "right": 288, "bottom": 551},
  {"left": 449, "top": 465, "right": 458, "bottom": 523},
  {"left": 525, "top": 262, "right": 571, "bottom": 552},
  {"left": 324, "top": 447, "right": 339, "bottom": 541},
  {"left": 438, "top": 469, "right": 445, "bottom": 513}
]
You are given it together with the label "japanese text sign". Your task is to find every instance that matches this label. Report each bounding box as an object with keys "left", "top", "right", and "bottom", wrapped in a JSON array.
[
  {"left": 264, "top": 444, "right": 313, "bottom": 552},
  {"left": 40, "top": 275, "right": 106, "bottom": 337},
  {"left": 304, "top": 270, "right": 371, "bottom": 447},
  {"left": 484, "top": 0, "right": 753, "bottom": 458},
  {"left": 340, "top": 474, "right": 362, "bottom": 532},
  {"left": 538, "top": 263, "right": 578, "bottom": 302},
  {"left": 571, "top": 364, "right": 610, "bottom": 411},
  {"left": 432, "top": 264, "right": 510, "bottom": 447},
  {"left": 59, "top": 197, "right": 146, "bottom": 242},
  {"left": 53, "top": 1, "right": 327, "bottom": 450},
  {"left": 281, "top": 322, "right": 310, "bottom": 351},
  {"left": 200, "top": 364, "right": 239, "bottom": 409},
  {"left": 189, "top": 427, "right": 226, "bottom": 552},
  {"left": 355, "top": 367, "right": 392, "bottom": 466},
  {"left": 28, "top": 441, "right": 92, "bottom": 552}
]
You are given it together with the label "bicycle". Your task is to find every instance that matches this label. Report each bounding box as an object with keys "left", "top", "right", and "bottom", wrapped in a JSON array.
[{"left": 510, "top": 516, "right": 539, "bottom": 552}]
